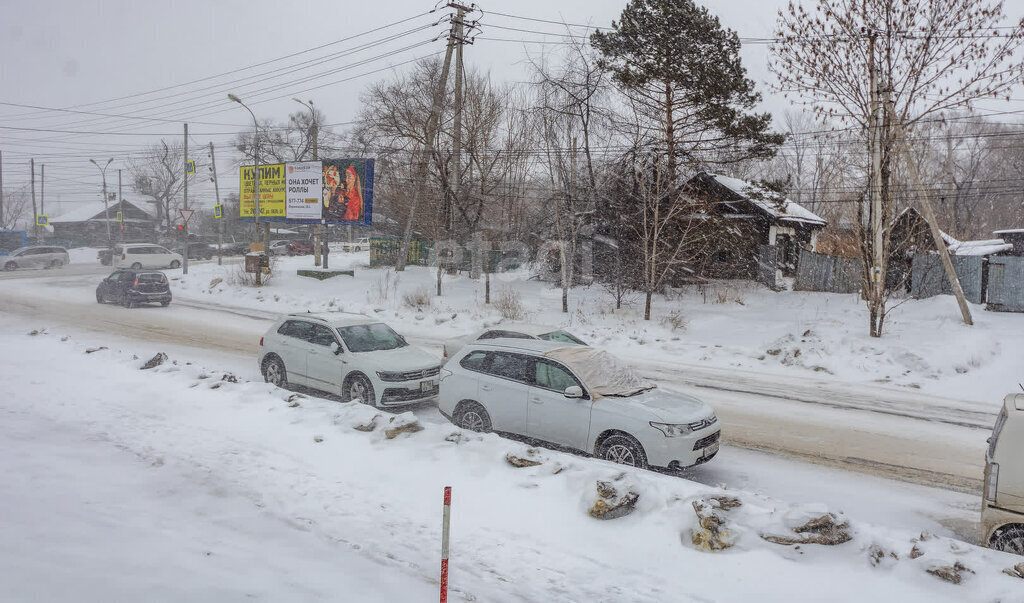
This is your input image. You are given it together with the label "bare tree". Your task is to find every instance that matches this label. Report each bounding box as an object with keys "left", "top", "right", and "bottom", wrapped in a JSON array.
[
  {"left": 0, "top": 185, "right": 31, "bottom": 231},
  {"left": 771, "top": 0, "right": 1024, "bottom": 336},
  {"left": 131, "top": 140, "right": 195, "bottom": 231}
]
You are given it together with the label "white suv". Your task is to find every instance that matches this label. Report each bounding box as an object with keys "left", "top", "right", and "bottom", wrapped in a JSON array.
[
  {"left": 258, "top": 312, "right": 441, "bottom": 407},
  {"left": 113, "top": 244, "right": 182, "bottom": 269},
  {"left": 439, "top": 339, "right": 721, "bottom": 471},
  {"left": 342, "top": 237, "right": 370, "bottom": 252},
  {"left": 3, "top": 245, "right": 69, "bottom": 271}
]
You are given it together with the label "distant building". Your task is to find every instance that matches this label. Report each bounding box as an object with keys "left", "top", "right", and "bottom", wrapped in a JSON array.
[
  {"left": 50, "top": 200, "right": 156, "bottom": 246},
  {"left": 993, "top": 229, "right": 1024, "bottom": 257}
]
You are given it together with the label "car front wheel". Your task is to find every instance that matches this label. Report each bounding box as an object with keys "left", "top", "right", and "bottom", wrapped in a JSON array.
[
  {"left": 991, "top": 525, "right": 1024, "bottom": 555},
  {"left": 169, "top": 260, "right": 181, "bottom": 269},
  {"left": 598, "top": 433, "right": 648, "bottom": 469},
  {"left": 96, "top": 290, "right": 104, "bottom": 304},
  {"left": 131, "top": 262, "right": 143, "bottom": 270},
  {"left": 453, "top": 401, "right": 492, "bottom": 433},
  {"left": 344, "top": 374, "right": 375, "bottom": 405},
  {"left": 262, "top": 356, "right": 287, "bottom": 388},
  {"left": 4, "top": 261, "right": 17, "bottom": 271}
]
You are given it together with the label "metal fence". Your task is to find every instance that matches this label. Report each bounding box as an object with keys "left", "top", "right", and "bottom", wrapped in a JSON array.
[
  {"left": 756, "top": 245, "right": 779, "bottom": 289},
  {"left": 910, "top": 254, "right": 985, "bottom": 304},
  {"left": 987, "top": 256, "right": 1024, "bottom": 312},
  {"left": 794, "top": 250, "right": 862, "bottom": 294}
]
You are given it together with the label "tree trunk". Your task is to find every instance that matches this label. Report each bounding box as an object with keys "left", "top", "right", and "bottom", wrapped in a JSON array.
[{"left": 644, "top": 290, "right": 652, "bottom": 321}]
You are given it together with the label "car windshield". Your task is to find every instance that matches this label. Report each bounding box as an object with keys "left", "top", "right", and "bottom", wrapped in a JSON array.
[
  {"left": 538, "top": 330, "right": 587, "bottom": 345},
  {"left": 545, "top": 347, "right": 654, "bottom": 397},
  {"left": 337, "top": 323, "right": 408, "bottom": 353}
]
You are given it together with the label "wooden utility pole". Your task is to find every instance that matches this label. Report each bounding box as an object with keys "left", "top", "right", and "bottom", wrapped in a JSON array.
[
  {"left": 40, "top": 164, "right": 44, "bottom": 221},
  {"left": 118, "top": 169, "right": 123, "bottom": 243},
  {"left": 397, "top": 5, "right": 467, "bottom": 272},
  {"left": 867, "top": 32, "right": 885, "bottom": 311},
  {"left": 0, "top": 150, "right": 4, "bottom": 228},
  {"left": 183, "top": 123, "right": 190, "bottom": 275},
  {"left": 892, "top": 113, "right": 973, "bottom": 326},
  {"left": 30, "top": 159, "right": 37, "bottom": 242}
]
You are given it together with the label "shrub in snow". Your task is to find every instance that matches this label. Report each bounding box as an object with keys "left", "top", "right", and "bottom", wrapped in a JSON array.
[
  {"left": 505, "top": 452, "right": 542, "bottom": 468},
  {"left": 354, "top": 415, "right": 382, "bottom": 432},
  {"left": 384, "top": 416, "right": 423, "bottom": 439},
  {"left": 402, "top": 286, "right": 432, "bottom": 309},
  {"left": 761, "top": 513, "right": 851, "bottom": 546},
  {"left": 493, "top": 287, "right": 526, "bottom": 320},
  {"left": 1004, "top": 563, "right": 1024, "bottom": 579},
  {"left": 140, "top": 352, "right": 168, "bottom": 370},
  {"left": 690, "top": 497, "right": 738, "bottom": 551},
  {"left": 926, "top": 562, "right": 973, "bottom": 585}
]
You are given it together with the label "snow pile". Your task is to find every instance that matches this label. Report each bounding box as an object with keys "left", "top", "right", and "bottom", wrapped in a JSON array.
[{"left": 2, "top": 325, "right": 1022, "bottom": 601}]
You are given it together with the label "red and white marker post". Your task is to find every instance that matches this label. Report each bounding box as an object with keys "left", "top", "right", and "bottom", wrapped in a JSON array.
[{"left": 440, "top": 486, "right": 452, "bottom": 603}]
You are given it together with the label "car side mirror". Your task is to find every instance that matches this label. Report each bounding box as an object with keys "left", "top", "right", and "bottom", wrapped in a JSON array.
[
  {"left": 564, "top": 385, "right": 584, "bottom": 399},
  {"left": 330, "top": 342, "right": 342, "bottom": 355}
]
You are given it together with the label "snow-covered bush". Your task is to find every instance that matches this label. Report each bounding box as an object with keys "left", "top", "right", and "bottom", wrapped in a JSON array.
[{"left": 493, "top": 287, "right": 525, "bottom": 320}]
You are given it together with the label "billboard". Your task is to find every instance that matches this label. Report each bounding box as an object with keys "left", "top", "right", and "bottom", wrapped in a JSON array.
[
  {"left": 240, "top": 163, "right": 286, "bottom": 218},
  {"left": 239, "top": 159, "right": 373, "bottom": 225}
]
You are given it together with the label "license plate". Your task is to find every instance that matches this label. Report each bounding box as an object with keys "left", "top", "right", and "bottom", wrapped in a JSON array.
[
  {"left": 703, "top": 442, "right": 720, "bottom": 458},
  {"left": 420, "top": 380, "right": 434, "bottom": 392}
]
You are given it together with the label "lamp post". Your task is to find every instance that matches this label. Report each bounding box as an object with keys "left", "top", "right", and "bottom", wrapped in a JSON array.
[
  {"left": 228, "top": 93, "right": 266, "bottom": 286},
  {"left": 293, "top": 97, "right": 323, "bottom": 267},
  {"left": 89, "top": 158, "right": 114, "bottom": 257}
]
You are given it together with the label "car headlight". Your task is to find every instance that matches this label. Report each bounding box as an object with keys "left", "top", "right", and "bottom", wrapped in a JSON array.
[{"left": 650, "top": 422, "right": 693, "bottom": 437}]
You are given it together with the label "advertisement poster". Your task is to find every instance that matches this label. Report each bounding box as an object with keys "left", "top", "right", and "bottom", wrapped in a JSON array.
[
  {"left": 240, "top": 163, "right": 287, "bottom": 218},
  {"left": 285, "top": 161, "right": 323, "bottom": 220},
  {"left": 321, "top": 159, "right": 374, "bottom": 226}
]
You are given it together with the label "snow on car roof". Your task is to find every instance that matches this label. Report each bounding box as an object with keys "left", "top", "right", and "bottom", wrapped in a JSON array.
[
  {"left": 286, "top": 312, "right": 379, "bottom": 327},
  {"left": 543, "top": 346, "right": 652, "bottom": 398},
  {"left": 485, "top": 322, "right": 563, "bottom": 337}
]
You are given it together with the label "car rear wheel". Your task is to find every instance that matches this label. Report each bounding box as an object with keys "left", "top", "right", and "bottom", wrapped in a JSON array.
[
  {"left": 169, "top": 260, "right": 181, "bottom": 269},
  {"left": 50, "top": 259, "right": 63, "bottom": 268},
  {"left": 262, "top": 356, "right": 287, "bottom": 388},
  {"left": 4, "top": 261, "right": 17, "bottom": 271},
  {"left": 453, "top": 401, "right": 492, "bottom": 433},
  {"left": 344, "top": 374, "right": 375, "bottom": 405},
  {"left": 121, "top": 294, "right": 135, "bottom": 309},
  {"left": 131, "top": 262, "right": 143, "bottom": 270},
  {"left": 991, "top": 525, "right": 1024, "bottom": 555},
  {"left": 598, "top": 433, "right": 648, "bottom": 469},
  {"left": 160, "top": 301, "right": 170, "bottom": 307}
]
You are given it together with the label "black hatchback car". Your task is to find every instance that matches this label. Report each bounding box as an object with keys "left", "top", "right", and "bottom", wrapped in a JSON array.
[{"left": 95, "top": 269, "right": 172, "bottom": 308}]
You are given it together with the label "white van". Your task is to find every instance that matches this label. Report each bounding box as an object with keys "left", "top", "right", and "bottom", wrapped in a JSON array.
[
  {"left": 113, "top": 244, "right": 183, "bottom": 270},
  {"left": 982, "top": 393, "right": 1024, "bottom": 555}
]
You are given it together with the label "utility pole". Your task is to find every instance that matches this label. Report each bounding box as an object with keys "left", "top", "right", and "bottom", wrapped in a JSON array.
[
  {"left": 182, "top": 123, "right": 190, "bottom": 274},
  {"left": 293, "top": 98, "right": 321, "bottom": 266},
  {"left": 30, "top": 159, "right": 37, "bottom": 242},
  {"left": 118, "top": 169, "right": 123, "bottom": 243},
  {"left": 89, "top": 158, "right": 114, "bottom": 255},
  {"left": 397, "top": 6, "right": 463, "bottom": 271},
  {"left": 450, "top": 4, "right": 466, "bottom": 237},
  {"left": 891, "top": 111, "right": 973, "bottom": 327},
  {"left": 866, "top": 31, "right": 885, "bottom": 329},
  {"left": 0, "top": 150, "right": 4, "bottom": 228},
  {"left": 40, "top": 164, "right": 44, "bottom": 225},
  {"left": 209, "top": 142, "right": 223, "bottom": 265}
]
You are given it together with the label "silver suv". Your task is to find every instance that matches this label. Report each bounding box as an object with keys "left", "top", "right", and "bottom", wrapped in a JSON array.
[
  {"left": 3, "top": 246, "right": 69, "bottom": 271},
  {"left": 258, "top": 312, "right": 441, "bottom": 407}
]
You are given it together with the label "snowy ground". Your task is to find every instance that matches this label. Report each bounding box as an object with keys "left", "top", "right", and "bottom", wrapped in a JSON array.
[{"left": 2, "top": 318, "right": 1023, "bottom": 601}]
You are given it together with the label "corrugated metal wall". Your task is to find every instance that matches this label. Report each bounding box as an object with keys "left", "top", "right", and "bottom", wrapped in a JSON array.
[
  {"left": 794, "top": 250, "right": 862, "bottom": 294},
  {"left": 911, "top": 254, "right": 985, "bottom": 304},
  {"left": 986, "top": 256, "right": 1024, "bottom": 312}
]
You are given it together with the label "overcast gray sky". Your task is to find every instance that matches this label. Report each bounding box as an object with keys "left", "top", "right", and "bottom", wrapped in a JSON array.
[{"left": 1, "top": 0, "right": 1022, "bottom": 215}]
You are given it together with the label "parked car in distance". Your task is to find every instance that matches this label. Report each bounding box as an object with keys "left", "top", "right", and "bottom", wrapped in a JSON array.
[
  {"left": 223, "top": 241, "right": 251, "bottom": 255},
  {"left": 258, "top": 312, "right": 441, "bottom": 408},
  {"left": 268, "top": 239, "right": 292, "bottom": 256},
  {"left": 287, "top": 239, "right": 314, "bottom": 255},
  {"left": 95, "top": 269, "right": 172, "bottom": 308},
  {"left": 982, "top": 393, "right": 1024, "bottom": 555},
  {"left": 439, "top": 339, "right": 721, "bottom": 471},
  {"left": 342, "top": 237, "right": 371, "bottom": 252},
  {"left": 443, "top": 323, "right": 587, "bottom": 360},
  {"left": 3, "top": 245, "right": 69, "bottom": 271},
  {"left": 112, "top": 244, "right": 183, "bottom": 270},
  {"left": 174, "top": 242, "right": 216, "bottom": 260}
]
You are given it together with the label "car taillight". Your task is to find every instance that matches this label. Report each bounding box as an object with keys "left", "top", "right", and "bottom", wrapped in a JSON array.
[
  {"left": 259, "top": 337, "right": 264, "bottom": 346},
  {"left": 122, "top": 253, "right": 126, "bottom": 260},
  {"left": 443, "top": 346, "right": 447, "bottom": 358},
  {"left": 986, "top": 462, "right": 999, "bottom": 503},
  {"left": 133, "top": 279, "right": 139, "bottom": 287}
]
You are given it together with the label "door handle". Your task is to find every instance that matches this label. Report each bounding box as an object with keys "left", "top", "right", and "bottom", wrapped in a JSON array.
[
  {"left": 481, "top": 384, "right": 492, "bottom": 392},
  {"left": 530, "top": 396, "right": 543, "bottom": 404}
]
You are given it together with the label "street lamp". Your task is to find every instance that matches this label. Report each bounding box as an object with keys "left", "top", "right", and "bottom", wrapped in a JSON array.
[
  {"left": 228, "top": 93, "right": 265, "bottom": 285},
  {"left": 293, "top": 98, "right": 325, "bottom": 268},
  {"left": 89, "top": 158, "right": 114, "bottom": 256}
]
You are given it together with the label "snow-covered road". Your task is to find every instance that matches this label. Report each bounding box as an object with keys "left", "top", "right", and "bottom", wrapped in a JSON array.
[{"left": 0, "top": 265, "right": 990, "bottom": 496}]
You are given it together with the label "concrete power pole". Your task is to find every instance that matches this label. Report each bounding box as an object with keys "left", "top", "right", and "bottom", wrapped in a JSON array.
[
  {"left": 397, "top": 8, "right": 461, "bottom": 272},
  {"left": 208, "top": 142, "right": 223, "bottom": 265},
  {"left": 30, "top": 159, "right": 37, "bottom": 242},
  {"left": 0, "top": 150, "right": 4, "bottom": 228},
  {"left": 118, "top": 169, "right": 123, "bottom": 243},
  {"left": 40, "top": 164, "right": 44, "bottom": 225},
  {"left": 183, "top": 123, "right": 189, "bottom": 275},
  {"left": 867, "top": 32, "right": 885, "bottom": 319}
]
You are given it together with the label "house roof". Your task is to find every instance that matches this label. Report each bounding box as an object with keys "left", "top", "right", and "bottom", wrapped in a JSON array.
[
  {"left": 51, "top": 200, "right": 155, "bottom": 224},
  {"left": 895, "top": 208, "right": 1012, "bottom": 256},
  {"left": 994, "top": 228, "right": 1024, "bottom": 235},
  {"left": 699, "top": 173, "right": 827, "bottom": 227}
]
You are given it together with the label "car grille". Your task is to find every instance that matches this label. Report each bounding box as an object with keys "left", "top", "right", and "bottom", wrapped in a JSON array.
[
  {"left": 692, "top": 430, "right": 721, "bottom": 451},
  {"left": 687, "top": 415, "right": 718, "bottom": 432},
  {"left": 381, "top": 385, "right": 439, "bottom": 403},
  {"left": 378, "top": 366, "right": 440, "bottom": 382}
]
